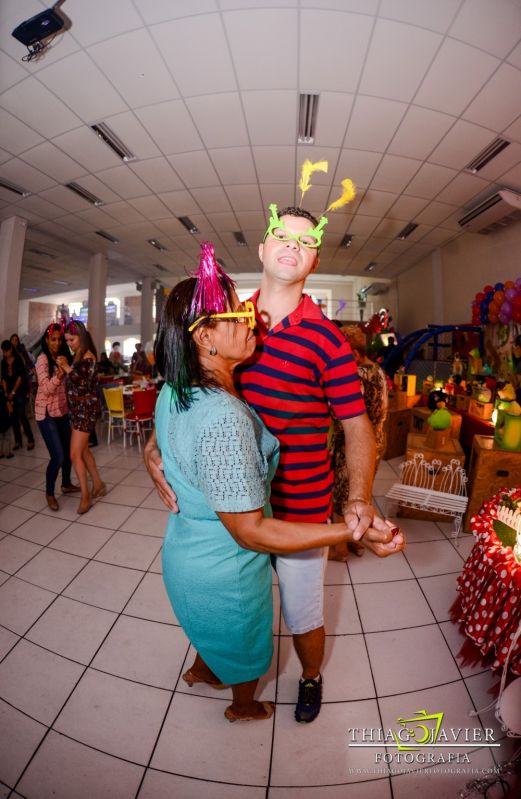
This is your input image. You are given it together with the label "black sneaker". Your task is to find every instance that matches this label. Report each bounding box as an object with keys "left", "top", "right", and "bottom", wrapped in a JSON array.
[{"left": 295, "top": 675, "right": 322, "bottom": 723}]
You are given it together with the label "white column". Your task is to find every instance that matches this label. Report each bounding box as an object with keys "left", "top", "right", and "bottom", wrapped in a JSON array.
[
  {"left": 0, "top": 216, "right": 27, "bottom": 339},
  {"left": 140, "top": 277, "right": 154, "bottom": 346},
  {"left": 431, "top": 248, "right": 444, "bottom": 325},
  {"left": 88, "top": 252, "right": 107, "bottom": 356}
]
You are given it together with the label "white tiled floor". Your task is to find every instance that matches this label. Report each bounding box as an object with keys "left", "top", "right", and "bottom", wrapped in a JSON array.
[{"left": 0, "top": 439, "right": 518, "bottom": 798}]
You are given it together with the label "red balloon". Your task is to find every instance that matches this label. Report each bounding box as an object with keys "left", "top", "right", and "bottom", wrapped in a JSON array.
[
  {"left": 483, "top": 284, "right": 494, "bottom": 293},
  {"left": 476, "top": 292, "right": 485, "bottom": 303},
  {"left": 513, "top": 294, "right": 521, "bottom": 309},
  {"left": 488, "top": 314, "right": 499, "bottom": 324}
]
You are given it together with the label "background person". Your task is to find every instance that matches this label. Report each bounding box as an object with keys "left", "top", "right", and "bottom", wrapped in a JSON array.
[
  {"left": 0, "top": 385, "right": 13, "bottom": 459},
  {"left": 109, "top": 341, "right": 124, "bottom": 371},
  {"left": 130, "top": 343, "right": 152, "bottom": 377},
  {"left": 56, "top": 321, "right": 105, "bottom": 514},
  {"left": 0, "top": 339, "right": 35, "bottom": 451},
  {"left": 35, "top": 324, "right": 80, "bottom": 511}
]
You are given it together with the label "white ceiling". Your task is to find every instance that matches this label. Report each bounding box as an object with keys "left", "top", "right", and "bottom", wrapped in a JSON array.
[{"left": 1, "top": 0, "right": 521, "bottom": 297}]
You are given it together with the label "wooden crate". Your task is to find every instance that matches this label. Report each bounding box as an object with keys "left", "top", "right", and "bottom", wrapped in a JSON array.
[
  {"left": 383, "top": 408, "right": 411, "bottom": 460},
  {"left": 410, "top": 407, "right": 462, "bottom": 440},
  {"left": 397, "top": 433, "right": 465, "bottom": 522},
  {"left": 463, "top": 435, "right": 521, "bottom": 531},
  {"left": 468, "top": 399, "right": 494, "bottom": 421},
  {"left": 455, "top": 394, "right": 470, "bottom": 412}
]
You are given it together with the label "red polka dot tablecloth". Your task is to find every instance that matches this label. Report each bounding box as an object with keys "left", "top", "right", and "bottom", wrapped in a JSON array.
[{"left": 454, "top": 488, "right": 521, "bottom": 675}]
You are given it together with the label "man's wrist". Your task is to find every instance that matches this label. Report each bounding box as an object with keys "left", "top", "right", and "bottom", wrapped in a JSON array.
[{"left": 347, "top": 496, "right": 371, "bottom": 505}]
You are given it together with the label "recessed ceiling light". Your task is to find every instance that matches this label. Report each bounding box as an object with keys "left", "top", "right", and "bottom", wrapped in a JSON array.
[
  {"left": 465, "top": 137, "right": 510, "bottom": 174},
  {"left": 340, "top": 234, "right": 353, "bottom": 248},
  {"left": 0, "top": 177, "right": 30, "bottom": 197},
  {"left": 177, "top": 216, "right": 200, "bottom": 234},
  {"left": 28, "top": 264, "right": 52, "bottom": 273},
  {"left": 396, "top": 223, "right": 418, "bottom": 240},
  {"left": 364, "top": 262, "right": 377, "bottom": 272},
  {"left": 96, "top": 230, "right": 120, "bottom": 244},
  {"left": 90, "top": 122, "right": 136, "bottom": 162},
  {"left": 298, "top": 93, "right": 319, "bottom": 144},
  {"left": 66, "top": 182, "right": 104, "bottom": 207},
  {"left": 147, "top": 238, "right": 167, "bottom": 252},
  {"left": 233, "top": 231, "right": 247, "bottom": 246},
  {"left": 27, "top": 247, "right": 55, "bottom": 259}
]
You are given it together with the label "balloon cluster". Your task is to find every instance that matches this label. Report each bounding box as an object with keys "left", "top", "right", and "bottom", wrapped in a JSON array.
[{"left": 471, "top": 278, "right": 521, "bottom": 325}]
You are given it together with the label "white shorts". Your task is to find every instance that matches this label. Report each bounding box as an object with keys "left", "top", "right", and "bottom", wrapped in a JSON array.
[{"left": 272, "top": 547, "right": 328, "bottom": 634}]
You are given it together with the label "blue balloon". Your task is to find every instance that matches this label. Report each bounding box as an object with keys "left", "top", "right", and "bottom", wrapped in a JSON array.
[
  {"left": 494, "top": 282, "right": 504, "bottom": 291},
  {"left": 480, "top": 300, "right": 488, "bottom": 310},
  {"left": 486, "top": 291, "right": 494, "bottom": 300}
]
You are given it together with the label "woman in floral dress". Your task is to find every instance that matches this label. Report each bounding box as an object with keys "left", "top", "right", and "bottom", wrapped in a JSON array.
[{"left": 57, "top": 321, "right": 105, "bottom": 514}]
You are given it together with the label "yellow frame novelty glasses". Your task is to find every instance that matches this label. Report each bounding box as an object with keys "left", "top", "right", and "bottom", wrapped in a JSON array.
[
  {"left": 263, "top": 204, "right": 328, "bottom": 249},
  {"left": 188, "top": 300, "right": 256, "bottom": 333}
]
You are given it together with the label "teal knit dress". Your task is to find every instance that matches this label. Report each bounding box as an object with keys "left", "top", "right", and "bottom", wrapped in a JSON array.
[{"left": 155, "top": 385, "right": 280, "bottom": 685}]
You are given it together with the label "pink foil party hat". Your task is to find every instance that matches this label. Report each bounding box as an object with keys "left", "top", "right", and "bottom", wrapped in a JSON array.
[{"left": 190, "top": 241, "right": 236, "bottom": 318}]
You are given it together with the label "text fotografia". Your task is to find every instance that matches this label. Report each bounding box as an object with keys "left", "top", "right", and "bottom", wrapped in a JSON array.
[{"left": 347, "top": 709, "right": 499, "bottom": 765}]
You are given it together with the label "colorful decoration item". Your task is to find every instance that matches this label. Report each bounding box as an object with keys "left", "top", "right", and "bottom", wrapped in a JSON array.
[
  {"left": 190, "top": 241, "right": 235, "bottom": 319},
  {"left": 326, "top": 178, "right": 356, "bottom": 212},
  {"left": 264, "top": 203, "right": 328, "bottom": 248},
  {"left": 471, "top": 278, "right": 521, "bottom": 325},
  {"left": 495, "top": 401, "right": 521, "bottom": 451},
  {"left": 298, "top": 159, "right": 328, "bottom": 203}
]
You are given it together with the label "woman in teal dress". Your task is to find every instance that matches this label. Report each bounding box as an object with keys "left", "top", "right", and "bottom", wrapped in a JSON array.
[{"left": 154, "top": 244, "right": 362, "bottom": 723}]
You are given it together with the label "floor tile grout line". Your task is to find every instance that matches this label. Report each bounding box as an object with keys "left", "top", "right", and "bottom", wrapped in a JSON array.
[
  {"left": 348, "top": 567, "right": 396, "bottom": 794},
  {"left": 264, "top": 601, "right": 283, "bottom": 794},
  {"left": 131, "top": 641, "right": 194, "bottom": 799}
]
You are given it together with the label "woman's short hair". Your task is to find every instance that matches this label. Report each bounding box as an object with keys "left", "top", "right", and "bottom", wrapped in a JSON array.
[
  {"left": 155, "top": 276, "right": 236, "bottom": 411},
  {"left": 64, "top": 320, "right": 97, "bottom": 361}
]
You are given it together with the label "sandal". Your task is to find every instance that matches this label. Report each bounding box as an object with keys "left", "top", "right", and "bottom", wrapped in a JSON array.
[
  {"left": 182, "top": 668, "right": 227, "bottom": 690},
  {"left": 77, "top": 498, "right": 92, "bottom": 515},
  {"left": 224, "top": 701, "right": 275, "bottom": 722},
  {"left": 92, "top": 482, "right": 107, "bottom": 499}
]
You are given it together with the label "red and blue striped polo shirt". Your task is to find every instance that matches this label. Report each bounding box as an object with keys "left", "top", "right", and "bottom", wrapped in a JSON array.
[{"left": 236, "top": 291, "right": 365, "bottom": 522}]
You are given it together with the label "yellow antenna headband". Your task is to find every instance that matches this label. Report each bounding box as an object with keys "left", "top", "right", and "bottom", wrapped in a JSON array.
[{"left": 298, "top": 159, "right": 356, "bottom": 212}]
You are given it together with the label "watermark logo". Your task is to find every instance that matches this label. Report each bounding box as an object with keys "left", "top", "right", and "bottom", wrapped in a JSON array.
[
  {"left": 348, "top": 707, "right": 499, "bottom": 768},
  {"left": 393, "top": 708, "right": 444, "bottom": 751}
]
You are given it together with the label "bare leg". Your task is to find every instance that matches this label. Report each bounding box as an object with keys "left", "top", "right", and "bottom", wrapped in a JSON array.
[
  {"left": 183, "top": 652, "right": 223, "bottom": 686},
  {"left": 83, "top": 444, "right": 103, "bottom": 492},
  {"left": 293, "top": 626, "right": 325, "bottom": 679},
  {"left": 229, "top": 679, "right": 261, "bottom": 716},
  {"left": 70, "top": 429, "right": 91, "bottom": 510}
]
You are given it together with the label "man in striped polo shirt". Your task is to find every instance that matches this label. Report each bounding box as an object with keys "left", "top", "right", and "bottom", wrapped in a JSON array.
[
  {"left": 236, "top": 206, "right": 383, "bottom": 723},
  {"left": 145, "top": 206, "right": 396, "bottom": 723}
]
